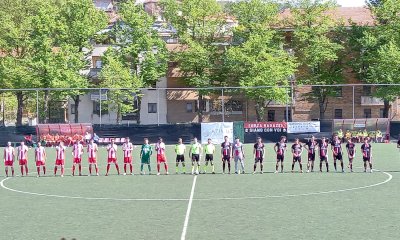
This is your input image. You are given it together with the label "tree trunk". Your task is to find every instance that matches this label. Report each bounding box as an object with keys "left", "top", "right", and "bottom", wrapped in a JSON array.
[
  {"left": 117, "top": 102, "right": 121, "bottom": 124},
  {"left": 255, "top": 101, "right": 264, "bottom": 122},
  {"left": 319, "top": 100, "right": 325, "bottom": 120},
  {"left": 73, "top": 95, "right": 80, "bottom": 123},
  {"left": 383, "top": 100, "right": 391, "bottom": 118},
  {"left": 16, "top": 91, "right": 24, "bottom": 126},
  {"left": 136, "top": 96, "right": 142, "bottom": 124},
  {"left": 43, "top": 90, "right": 50, "bottom": 123},
  {"left": 197, "top": 94, "right": 204, "bottom": 123}
]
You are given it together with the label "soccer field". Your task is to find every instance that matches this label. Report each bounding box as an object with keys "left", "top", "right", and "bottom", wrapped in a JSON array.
[{"left": 0, "top": 143, "right": 399, "bottom": 240}]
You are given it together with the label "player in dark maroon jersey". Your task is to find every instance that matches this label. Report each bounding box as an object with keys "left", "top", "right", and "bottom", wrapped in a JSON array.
[
  {"left": 361, "top": 138, "right": 373, "bottom": 173},
  {"left": 253, "top": 137, "right": 265, "bottom": 174},
  {"left": 345, "top": 138, "right": 356, "bottom": 172},
  {"left": 291, "top": 138, "right": 303, "bottom": 173},
  {"left": 319, "top": 137, "right": 329, "bottom": 172},
  {"left": 274, "top": 136, "right": 287, "bottom": 173},
  {"left": 304, "top": 136, "right": 318, "bottom": 173},
  {"left": 221, "top": 136, "right": 232, "bottom": 174},
  {"left": 331, "top": 135, "right": 344, "bottom": 172}
]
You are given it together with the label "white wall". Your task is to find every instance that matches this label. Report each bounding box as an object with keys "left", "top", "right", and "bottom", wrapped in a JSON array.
[{"left": 139, "top": 77, "right": 168, "bottom": 125}]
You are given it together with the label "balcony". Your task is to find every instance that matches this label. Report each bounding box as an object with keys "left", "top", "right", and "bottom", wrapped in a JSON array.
[{"left": 361, "top": 96, "right": 384, "bottom": 106}]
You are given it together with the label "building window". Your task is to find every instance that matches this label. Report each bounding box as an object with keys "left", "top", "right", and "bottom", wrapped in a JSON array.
[
  {"left": 334, "top": 87, "right": 342, "bottom": 97},
  {"left": 93, "top": 101, "right": 108, "bottom": 115},
  {"left": 186, "top": 103, "right": 193, "bottom": 113},
  {"left": 284, "top": 109, "right": 292, "bottom": 122},
  {"left": 364, "top": 108, "right": 372, "bottom": 118},
  {"left": 380, "top": 108, "right": 385, "bottom": 118},
  {"left": 225, "top": 100, "right": 243, "bottom": 112},
  {"left": 71, "top": 104, "right": 75, "bottom": 114},
  {"left": 363, "top": 86, "right": 372, "bottom": 96},
  {"left": 95, "top": 60, "right": 102, "bottom": 69},
  {"left": 267, "top": 110, "right": 275, "bottom": 122},
  {"left": 148, "top": 103, "right": 157, "bottom": 113},
  {"left": 334, "top": 109, "right": 343, "bottom": 119}
]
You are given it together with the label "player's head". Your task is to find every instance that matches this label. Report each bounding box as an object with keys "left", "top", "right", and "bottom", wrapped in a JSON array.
[
  {"left": 178, "top": 138, "right": 182, "bottom": 144},
  {"left": 334, "top": 135, "right": 338, "bottom": 140},
  {"left": 144, "top": 138, "right": 149, "bottom": 144},
  {"left": 207, "top": 138, "right": 212, "bottom": 144},
  {"left": 111, "top": 138, "right": 115, "bottom": 144},
  {"left": 37, "top": 142, "right": 41, "bottom": 147},
  {"left": 311, "top": 136, "right": 315, "bottom": 141},
  {"left": 235, "top": 137, "right": 240, "bottom": 143},
  {"left": 193, "top": 137, "right": 198, "bottom": 143},
  {"left": 322, "top": 137, "right": 326, "bottom": 142},
  {"left": 7, "top": 141, "right": 11, "bottom": 147},
  {"left": 224, "top": 136, "right": 228, "bottom": 141},
  {"left": 75, "top": 140, "right": 80, "bottom": 144},
  {"left": 90, "top": 139, "right": 94, "bottom": 144},
  {"left": 59, "top": 141, "right": 64, "bottom": 146},
  {"left": 158, "top": 137, "right": 163, "bottom": 143},
  {"left": 295, "top": 138, "right": 299, "bottom": 144},
  {"left": 20, "top": 141, "right": 24, "bottom": 146},
  {"left": 364, "top": 137, "right": 369, "bottom": 143},
  {"left": 257, "top": 137, "right": 262, "bottom": 143},
  {"left": 280, "top": 136, "right": 286, "bottom": 142},
  {"left": 348, "top": 138, "right": 352, "bottom": 143},
  {"left": 126, "top": 137, "right": 130, "bottom": 143}
]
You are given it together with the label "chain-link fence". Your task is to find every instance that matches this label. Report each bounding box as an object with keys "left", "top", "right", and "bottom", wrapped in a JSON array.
[{"left": 0, "top": 84, "right": 399, "bottom": 126}]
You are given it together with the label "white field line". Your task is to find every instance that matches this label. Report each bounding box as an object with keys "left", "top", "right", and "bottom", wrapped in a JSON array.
[{"left": 181, "top": 175, "right": 198, "bottom": 240}]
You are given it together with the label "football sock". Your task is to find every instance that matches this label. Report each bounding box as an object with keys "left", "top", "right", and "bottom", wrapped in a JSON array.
[
  {"left": 292, "top": 163, "right": 295, "bottom": 171},
  {"left": 148, "top": 165, "right": 151, "bottom": 172},
  {"left": 106, "top": 164, "right": 110, "bottom": 175},
  {"left": 78, "top": 165, "right": 81, "bottom": 175},
  {"left": 326, "top": 163, "right": 329, "bottom": 172},
  {"left": 124, "top": 165, "right": 127, "bottom": 173},
  {"left": 61, "top": 167, "right": 64, "bottom": 175},
  {"left": 21, "top": 166, "right": 24, "bottom": 175},
  {"left": 341, "top": 162, "right": 344, "bottom": 170},
  {"left": 5, "top": 168, "right": 8, "bottom": 176},
  {"left": 89, "top": 165, "right": 92, "bottom": 175},
  {"left": 212, "top": 164, "right": 215, "bottom": 173},
  {"left": 130, "top": 164, "right": 133, "bottom": 173},
  {"left": 222, "top": 162, "right": 226, "bottom": 173},
  {"left": 141, "top": 164, "right": 144, "bottom": 172},
  {"left": 240, "top": 160, "right": 245, "bottom": 171},
  {"left": 334, "top": 162, "right": 337, "bottom": 171},
  {"left": 54, "top": 167, "right": 57, "bottom": 175},
  {"left": 95, "top": 166, "right": 98, "bottom": 174},
  {"left": 11, "top": 168, "right": 14, "bottom": 176},
  {"left": 72, "top": 165, "right": 75, "bottom": 175},
  {"left": 227, "top": 162, "right": 231, "bottom": 172},
  {"left": 43, "top": 166, "right": 46, "bottom": 175},
  {"left": 164, "top": 163, "right": 168, "bottom": 172},
  {"left": 260, "top": 164, "right": 263, "bottom": 172},
  {"left": 37, "top": 167, "right": 40, "bottom": 176},
  {"left": 115, "top": 164, "right": 120, "bottom": 174},
  {"left": 157, "top": 164, "right": 160, "bottom": 173},
  {"left": 175, "top": 166, "right": 179, "bottom": 173},
  {"left": 254, "top": 164, "right": 256, "bottom": 172},
  {"left": 25, "top": 166, "right": 28, "bottom": 175}
]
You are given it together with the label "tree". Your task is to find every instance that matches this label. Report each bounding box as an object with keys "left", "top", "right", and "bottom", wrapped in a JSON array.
[
  {"left": 160, "top": 0, "right": 226, "bottom": 122},
  {"left": 288, "top": 0, "right": 345, "bottom": 120},
  {"left": 0, "top": 0, "right": 43, "bottom": 125},
  {"left": 351, "top": 0, "right": 400, "bottom": 118},
  {"left": 101, "top": 0, "right": 167, "bottom": 123},
  {"left": 226, "top": 33, "right": 297, "bottom": 121}
]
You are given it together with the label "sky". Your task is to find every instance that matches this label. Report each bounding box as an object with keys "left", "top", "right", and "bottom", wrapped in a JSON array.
[{"left": 336, "top": 0, "right": 366, "bottom": 7}]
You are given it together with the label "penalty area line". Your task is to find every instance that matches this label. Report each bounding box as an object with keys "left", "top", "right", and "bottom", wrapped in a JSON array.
[{"left": 181, "top": 175, "right": 197, "bottom": 240}]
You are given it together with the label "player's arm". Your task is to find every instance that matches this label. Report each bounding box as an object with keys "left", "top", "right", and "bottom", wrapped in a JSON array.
[
  {"left": 241, "top": 145, "right": 245, "bottom": 157},
  {"left": 3, "top": 149, "right": 5, "bottom": 162},
  {"left": 273, "top": 144, "right": 277, "bottom": 153},
  {"left": 12, "top": 148, "right": 15, "bottom": 161},
  {"left": 43, "top": 149, "right": 47, "bottom": 161},
  {"left": 304, "top": 143, "right": 309, "bottom": 151},
  {"left": 253, "top": 146, "right": 256, "bottom": 159}
]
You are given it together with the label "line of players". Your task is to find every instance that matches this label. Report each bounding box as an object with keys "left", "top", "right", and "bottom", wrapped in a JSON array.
[{"left": 3, "top": 134, "right": 374, "bottom": 177}]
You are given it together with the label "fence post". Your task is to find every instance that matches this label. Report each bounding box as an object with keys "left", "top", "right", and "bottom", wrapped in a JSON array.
[
  {"left": 352, "top": 86, "right": 355, "bottom": 119},
  {"left": 99, "top": 89, "right": 102, "bottom": 126},
  {"left": 286, "top": 87, "right": 289, "bottom": 122},
  {"left": 221, "top": 88, "right": 225, "bottom": 122},
  {"left": 36, "top": 90, "right": 39, "bottom": 124}
]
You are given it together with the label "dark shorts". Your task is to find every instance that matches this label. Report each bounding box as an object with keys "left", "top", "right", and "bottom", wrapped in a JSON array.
[
  {"left": 255, "top": 157, "right": 263, "bottom": 163},
  {"left": 363, "top": 156, "right": 371, "bottom": 162},
  {"left": 293, "top": 156, "right": 301, "bottom": 162},
  {"left": 320, "top": 156, "right": 328, "bottom": 161},
  {"left": 222, "top": 155, "right": 230, "bottom": 161},
  {"left": 192, "top": 154, "right": 200, "bottom": 162},
  {"left": 205, "top": 154, "right": 213, "bottom": 161},
  {"left": 176, "top": 154, "right": 185, "bottom": 162},
  {"left": 276, "top": 154, "right": 284, "bottom": 162},
  {"left": 333, "top": 153, "right": 343, "bottom": 161},
  {"left": 308, "top": 153, "right": 316, "bottom": 161}
]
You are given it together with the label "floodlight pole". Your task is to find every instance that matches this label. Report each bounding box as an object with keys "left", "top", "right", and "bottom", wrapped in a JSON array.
[
  {"left": 36, "top": 90, "right": 39, "bottom": 124},
  {"left": 221, "top": 88, "right": 225, "bottom": 122},
  {"left": 286, "top": 88, "right": 289, "bottom": 122},
  {"left": 99, "top": 89, "right": 102, "bottom": 126}
]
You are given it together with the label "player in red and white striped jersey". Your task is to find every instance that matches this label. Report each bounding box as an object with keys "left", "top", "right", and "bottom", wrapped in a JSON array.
[
  {"left": 71, "top": 140, "right": 84, "bottom": 176},
  {"left": 106, "top": 139, "right": 120, "bottom": 176},
  {"left": 155, "top": 137, "right": 169, "bottom": 175},
  {"left": 35, "top": 142, "right": 46, "bottom": 177},
  {"left": 17, "top": 142, "right": 29, "bottom": 176},
  {"left": 54, "top": 142, "right": 66, "bottom": 177},
  {"left": 122, "top": 137, "right": 134, "bottom": 175},
  {"left": 4, "top": 142, "right": 15, "bottom": 177},
  {"left": 87, "top": 139, "right": 99, "bottom": 176}
]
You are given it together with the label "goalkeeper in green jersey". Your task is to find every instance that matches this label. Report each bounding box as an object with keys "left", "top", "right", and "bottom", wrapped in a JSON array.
[
  {"left": 175, "top": 138, "right": 186, "bottom": 174},
  {"left": 140, "top": 138, "right": 153, "bottom": 175},
  {"left": 189, "top": 137, "right": 202, "bottom": 175},
  {"left": 203, "top": 138, "right": 216, "bottom": 174}
]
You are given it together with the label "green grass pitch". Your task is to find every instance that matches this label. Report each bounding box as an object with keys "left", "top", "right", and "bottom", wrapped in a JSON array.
[{"left": 0, "top": 143, "right": 399, "bottom": 240}]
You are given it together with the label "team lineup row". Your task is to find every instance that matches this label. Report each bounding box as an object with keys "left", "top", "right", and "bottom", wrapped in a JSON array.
[{"left": 3, "top": 135, "right": 374, "bottom": 177}]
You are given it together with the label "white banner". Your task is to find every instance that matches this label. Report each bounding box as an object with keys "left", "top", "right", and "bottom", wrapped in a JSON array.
[
  {"left": 287, "top": 122, "right": 320, "bottom": 133},
  {"left": 201, "top": 122, "right": 233, "bottom": 144}
]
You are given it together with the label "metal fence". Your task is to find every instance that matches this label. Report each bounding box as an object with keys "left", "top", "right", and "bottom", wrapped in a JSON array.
[{"left": 0, "top": 84, "right": 399, "bottom": 126}]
